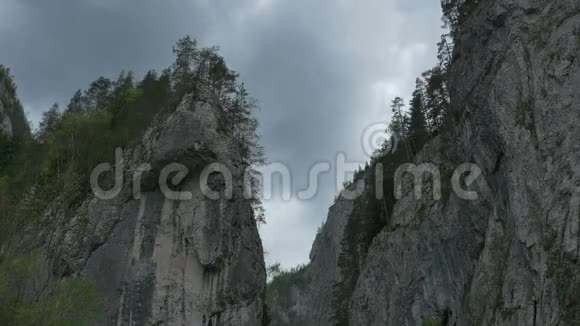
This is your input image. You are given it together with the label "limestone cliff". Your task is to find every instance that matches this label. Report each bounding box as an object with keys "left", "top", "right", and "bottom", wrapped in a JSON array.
[
  {"left": 267, "top": 194, "right": 352, "bottom": 325},
  {"left": 268, "top": 0, "right": 580, "bottom": 325},
  {"left": 59, "top": 91, "right": 267, "bottom": 325}
]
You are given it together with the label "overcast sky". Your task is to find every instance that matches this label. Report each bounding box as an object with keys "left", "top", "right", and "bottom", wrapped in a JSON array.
[{"left": 0, "top": 0, "right": 442, "bottom": 269}]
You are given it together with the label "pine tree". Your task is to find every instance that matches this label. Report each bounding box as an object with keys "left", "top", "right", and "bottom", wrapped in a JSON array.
[
  {"left": 437, "top": 33, "right": 453, "bottom": 72},
  {"left": 67, "top": 90, "right": 84, "bottom": 112},
  {"left": 208, "top": 51, "right": 237, "bottom": 97},
  {"left": 408, "top": 79, "right": 428, "bottom": 154},
  {"left": 441, "top": 0, "right": 479, "bottom": 38},
  {"left": 227, "top": 83, "right": 264, "bottom": 166},
  {"left": 389, "top": 96, "right": 415, "bottom": 159},
  {"left": 389, "top": 96, "right": 406, "bottom": 140},
  {"left": 38, "top": 103, "right": 63, "bottom": 138},
  {"left": 422, "top": 67, "right": 449, "bottom": 134},
  {"left": 172, "top": 36, "right": 198, "bottom": 100},
  {"left": 83, "top": 77, "right": 113, "bottom": 111}
]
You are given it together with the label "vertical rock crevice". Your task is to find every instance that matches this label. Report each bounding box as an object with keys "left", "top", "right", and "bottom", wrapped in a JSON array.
[{"left": 60, "top": 93, "right": 267, "bottom": 326}]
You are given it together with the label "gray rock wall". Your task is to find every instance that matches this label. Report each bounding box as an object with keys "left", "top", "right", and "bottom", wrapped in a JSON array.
[
  {"left": 267, "top": 194, "right": 353, "bottom": 325},
  {"left": 351, "top": 0, "right": 580, "bottom": 324},
  {"left": 305, "top": 194, "right": 353, "bottom": 325},
  {"left": 269, "top": 0, "right": 580, "bottom": 325},
  {"left": 64, "top": 93, "right": 266, "bottom": 326}
]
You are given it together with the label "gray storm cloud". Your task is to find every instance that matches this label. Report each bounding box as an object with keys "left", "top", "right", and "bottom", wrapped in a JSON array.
[{"left": 0, "top": 0, "right": 442, "bottom": 268}]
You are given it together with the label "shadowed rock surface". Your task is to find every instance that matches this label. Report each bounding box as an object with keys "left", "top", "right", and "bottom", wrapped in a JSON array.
[
  {"left": 267, "top": 0, "right": 580, "bottom": 325},
  {"left": 350, "top": 1, "right": 580, "bottom": 325},
  {"left": 61, "top": 91, "right": 267, "bottom": 326},
  {"left": 266, "top": 194, "right": 353, "bottom": 325}
]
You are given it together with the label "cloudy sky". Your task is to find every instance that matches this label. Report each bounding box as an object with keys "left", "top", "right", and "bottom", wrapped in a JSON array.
[{"left": 0, "top": 0, "right": 442, "bottom": 269}]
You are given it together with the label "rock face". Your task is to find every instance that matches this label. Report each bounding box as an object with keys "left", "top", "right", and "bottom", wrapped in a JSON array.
[
  {"left": 304, "top": 194, "right": 353, "bottom": 325},
  {"left": 267, "top": 194, "right": 353, "bottom": 325},
  {"left": 64, "top": 92, "right": 266, "bottom": 326},
  {"left": 269, "top": 0, "right": 580, "bottom": 325},
  {"left": 351, "top": 1, "right": 580, "bottom": 324}
]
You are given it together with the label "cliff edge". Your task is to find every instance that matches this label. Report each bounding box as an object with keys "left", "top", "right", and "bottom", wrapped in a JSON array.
[{"left": 268, "top": 0, "right": 580, "bottom": 325}]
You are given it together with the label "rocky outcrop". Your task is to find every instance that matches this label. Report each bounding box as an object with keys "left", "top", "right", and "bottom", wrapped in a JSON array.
[
  {"left": 267, "top": 194, "right": 353, "bottom": 325},
  {"left": 350, "top": 1, "right": 580, "bottom": 325},
  {"left": 269, "top": 0, "right": 580, "bottom": 325},
  {"left": 304, "top": 194, "right": 353, "bottom": 325},
  {"left": 62, "top": 91, "right": 266, "bottom": 326}
]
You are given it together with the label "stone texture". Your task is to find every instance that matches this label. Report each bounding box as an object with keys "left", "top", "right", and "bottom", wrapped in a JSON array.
[
  {"left": 63, "top": 92, "right": 266, "bottom": 326},
  {"left": 350, "top": 0, "right": 580, "bottom": 325},
  {"left": 270, "top": 0, "right": 580, "bottom": 325},
  {"left": 304, "top": 193, "right": 353, "bottom": 325},
  {"left": 267, "top": 194, "right": 353, "bottom": 325}
]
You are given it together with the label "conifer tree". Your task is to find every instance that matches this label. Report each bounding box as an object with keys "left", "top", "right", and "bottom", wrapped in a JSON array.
[
  {"left": 408, "top": 79, "right": 428, "bottom": 153},
  {"left": 441, "top": 0, "right": 479, "bottom": 37},
  {"left": 172, "top": 36, "right": 198, "bottom": 100},
  {"left": 38, "top": 103, "right": 62, "bottom": 138},
  {"left": 83, "top": 77, "right": 113, "bottom": 111},
  {"left": 437, "top": 33, "right": 453, "bottom": 72},
  {"left": 422, "top": 67, "right": 449, "bottom": 134},
  {"left": 389, "top": 96, "right": 406, "bottom": 140},
  {"left": 67, "top": 90, "right": 84, "bottom": 112}
]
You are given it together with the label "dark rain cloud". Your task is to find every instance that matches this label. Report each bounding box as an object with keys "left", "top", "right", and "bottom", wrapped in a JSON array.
[{"left": 0, "top": 0, "right": 442, "bottom": 268}]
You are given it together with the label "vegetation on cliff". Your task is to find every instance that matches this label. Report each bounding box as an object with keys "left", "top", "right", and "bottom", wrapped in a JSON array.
[
  {"left": 0, "top": 37, "right": 264, "bottom": 325},
  {"left": 265, "top": 1, "right": 482, "bottom": 325}
]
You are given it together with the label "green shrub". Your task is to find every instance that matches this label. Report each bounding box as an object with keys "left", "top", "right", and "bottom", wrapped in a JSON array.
[
  {"left": 423, "top": 319, "right": 442, "bottom": 326},
  {"left": 0, "top": 255, "right": 99, "bottom": 326}
]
